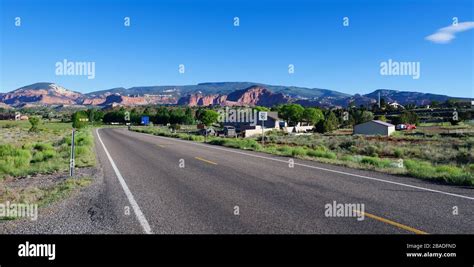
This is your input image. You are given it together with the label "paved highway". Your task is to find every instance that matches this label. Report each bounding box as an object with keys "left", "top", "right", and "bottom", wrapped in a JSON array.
[
  {"left": 93, "top": 128, "right": 473, "bottom": 234},
  {"left": 2, "top": 127, "right": 472, "bottom": 234}
]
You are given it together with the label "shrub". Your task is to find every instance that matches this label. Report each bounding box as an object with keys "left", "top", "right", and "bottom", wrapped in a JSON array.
[
  {"left": 393, "top": 148, "right": 404, "bottom": 158},
  {"left": 0, "top": 145, "right": 32, "bottom": 178},
  {"left": 360, "top": 156, "right": 391, "bottom": 168},
  {"left": 1, "top": 123, "right": 16, "bottom": 129},
  {"left": 31, "top": 152, "right": 45, "bottom": 163},
  {"left": 307, "top": 149, "right": 337, "bottom": 159},
  {"left": 339, "top": 140, "right": 355, "bottom": 150},
  {"left": 277, "top": 146, "right": 293, "bottom": 156},
  {"left": 190, "top": 135, "right": 205, "bottom": 142},
  {"left": 291, "top": 147, "right": 307, "bottom": 157},
  {"left": 404, "top": 159, "right": 473, "bottom": 185},
  {"left": 42, "top": 150, "right": 56, "bottom": 159},
  {"left": 28, "top": 117, "right": 41, "bottom": 132},
  {"left": 340, "top": 155, "right": 355, "bottom": 162},
  {"left": 363, "top": 145, "right": 379, "bottom": 157},
  {"left": 261, "top": 145, "right": 278, "bottom": 154},
  {"left": 33, "top": 143, "right": 54, "bottom": 151}
]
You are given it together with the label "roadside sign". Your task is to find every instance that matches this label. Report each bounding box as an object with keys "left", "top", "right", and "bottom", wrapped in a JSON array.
[
  {"left": 69, "top": 129, "right": 75, "bottom": 177},
  {"left": 141, "top": 116, "right": 149, "bottom": 125},
  {"left": 259, "top": 112, "right": 268, "bottom": 146}
]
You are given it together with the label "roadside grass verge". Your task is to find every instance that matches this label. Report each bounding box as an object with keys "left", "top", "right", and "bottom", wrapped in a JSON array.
[
  {"left": 131, "top": 126, "right": 474, "bottom": 186},
  {"left": 0, "top": 121, "right": 96, "bottom": 179},
  {"left": 404, "top": 160, "right": 473, "bottom": 185},
  {"left": 0, "top": 177, "right": 92, "bottom": 221}
]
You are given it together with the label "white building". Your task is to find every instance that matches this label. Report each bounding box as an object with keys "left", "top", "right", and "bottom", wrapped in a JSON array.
[
  {"left": 353, "top": 120, "right": 395, "bottom": 136},
  {"left": 388, "top": 102, "right": 405, "bottom": 109}
]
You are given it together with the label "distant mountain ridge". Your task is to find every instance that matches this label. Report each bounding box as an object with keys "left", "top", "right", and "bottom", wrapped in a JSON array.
[
  {"left": 85, "top": 82, "right": 350, "bottom": 99},
  {"left": 0, "top": 82, "right": 470, "bottom": 109},
  {"left": 0, "top": 83, "right": 84, "bottom": 107}
]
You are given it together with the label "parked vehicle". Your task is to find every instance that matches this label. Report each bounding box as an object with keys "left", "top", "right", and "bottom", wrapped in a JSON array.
[
  {"left": 396, "top": 124, "right": 416, "bottom": 131},
  {"left": 199, "top": 128, "right": 216, "bottom": 136},
  {"left": 406, "top": 124, "right": 417, "bottom": 130},
  {"left": 396, "top": 124, "right": 407, "bottom": 131},
  {"left": 216, "top": 126, "right": 237, "bottom": 137},
  {"left": 223, "top": 126, "right": 236, "bottom": 137}
]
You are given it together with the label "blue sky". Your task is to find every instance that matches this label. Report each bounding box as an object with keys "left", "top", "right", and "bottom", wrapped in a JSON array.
[{"left": 1, "top": 0, "right": 472, "bottom": 97}]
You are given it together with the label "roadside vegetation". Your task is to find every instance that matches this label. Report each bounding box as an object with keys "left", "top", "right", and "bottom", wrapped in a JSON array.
[
  {"left": 0, "top": 177, "right": 92, "bottom": 220},
  {"left": 131, "top": 124, "right": 474, "bottom": 186},
  {"left": 0, "top": 120, "right": 95, "bottom": 179}
]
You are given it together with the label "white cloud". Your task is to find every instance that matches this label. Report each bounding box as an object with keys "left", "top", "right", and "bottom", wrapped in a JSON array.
[{"left": 425, "top": 21, "right": 474, "bottom": 44}]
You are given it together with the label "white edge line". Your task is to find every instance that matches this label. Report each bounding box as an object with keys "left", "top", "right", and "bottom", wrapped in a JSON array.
[
  {"left": 137, "top": 131, "right": 474, "bottom": 201},
  {"left": 96, "top": 128, "right": 153, "bottom": 234}
]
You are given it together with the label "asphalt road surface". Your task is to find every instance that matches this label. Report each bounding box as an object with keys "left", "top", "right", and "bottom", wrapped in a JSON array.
[
  {"left": 2, "top": 127, "right": 472, "bottom": 234},
  {"left": 93, "top": 128, "right": 473, "bottom": 234}
]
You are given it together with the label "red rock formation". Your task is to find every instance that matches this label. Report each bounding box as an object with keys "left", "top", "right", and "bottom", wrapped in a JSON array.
[
  {"left": 81, "top": 97, "right": 106, "bottom": 106},
  {"left": 1, "top": 83, "right": 83, "bottom": 106},
  {"left": 178, "top": 86, "right": 290, "bottom": 107},
  {"left": 178, "top": 94, "right": 227, "bottom": 106}
]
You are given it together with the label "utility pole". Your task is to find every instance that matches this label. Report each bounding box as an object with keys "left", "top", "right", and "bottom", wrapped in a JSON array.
[
  {"left": 69, "top": 128, "right": 75, "bottom": 177},
  {"left": 259, "top": 111, "right": 268, "bottom": 146},
  {"left": 378, "top": 91, "right": 381, "bottom": 109}
]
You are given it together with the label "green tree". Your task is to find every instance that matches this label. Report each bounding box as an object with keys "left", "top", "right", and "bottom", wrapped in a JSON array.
[
  {"left": 376, "top": 115, "right": 387, "bottom": 122},
  {"left": 278, "top": 104, "right": 304, "bottom": 126},
  {"left": 154, "top": 107, "right": 170, "bottom": 125},
  {"left": 254, "top": 106, "right": 270, "bottom": 112},
  {"left": 315, "top": 111, "right": 338, "bottom": 133},
  {"left": 393, "top": 111, "right": 419, "bottom": 125},
  {"left": 86, "top": 109, "right": 104, "bottom": 123},
  {"left": 72, "top": 111, "right": 89, "bottom": 128},
  {"left": 183, "top": 107, "right": 195, "bottom": 125},
  {"left": 103, "top": 111, "right": 125, "bottom": 124},
  {"left": 302, "top": 108, "right": 324, "bottom": 125},
  {"left": 28, "top": 116, "right": 41, "bottom": 132},
  {"left": 195, "top": 107, "right": 206, "bottom": 122},
  {"left": 380, "top": 98, "right": 386, "bottom": 109},
  {"left": 169, "top": 108, "right": 186, "bottom": 124},
  {"left": 445, "top": 99, "right": 457, "bottom": 108},
  {"left": 430, "top": 101, "right": 440, "bottom": 108},
  {"left": 405, "top": 103, "right": 416, "bottom": 110},
  {"left": 200, "top": 110, "right": 219, "bottom": 126},
  {"left": 352, "top": 110, "right": 374, "bottom": 125}
]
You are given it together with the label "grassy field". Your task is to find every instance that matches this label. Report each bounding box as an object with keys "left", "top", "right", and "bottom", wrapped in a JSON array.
[
  {"left": 131, "top": 125, "right": 474, "bottom": 186},
  {"left": 0, "top": 120, "right": 96, "bottom": 179}
]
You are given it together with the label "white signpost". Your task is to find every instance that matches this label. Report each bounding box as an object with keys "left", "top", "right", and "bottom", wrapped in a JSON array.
[
  {"left": 259, "top": 112, "right": 268, "bottom": 145},
  {"left": 69, "top": 129, "right": 75, "bottom": 177}
]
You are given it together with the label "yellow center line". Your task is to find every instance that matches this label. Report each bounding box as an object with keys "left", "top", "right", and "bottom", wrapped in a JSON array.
[
  {"left": 156, "top": 144, "right": 165, "bottom": 148},
  {"left": 354, "top": 210, "right": 428, "bottom": 235},
  {"left": 195, "top": 157, "right": 218, "bottom": 165}
]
